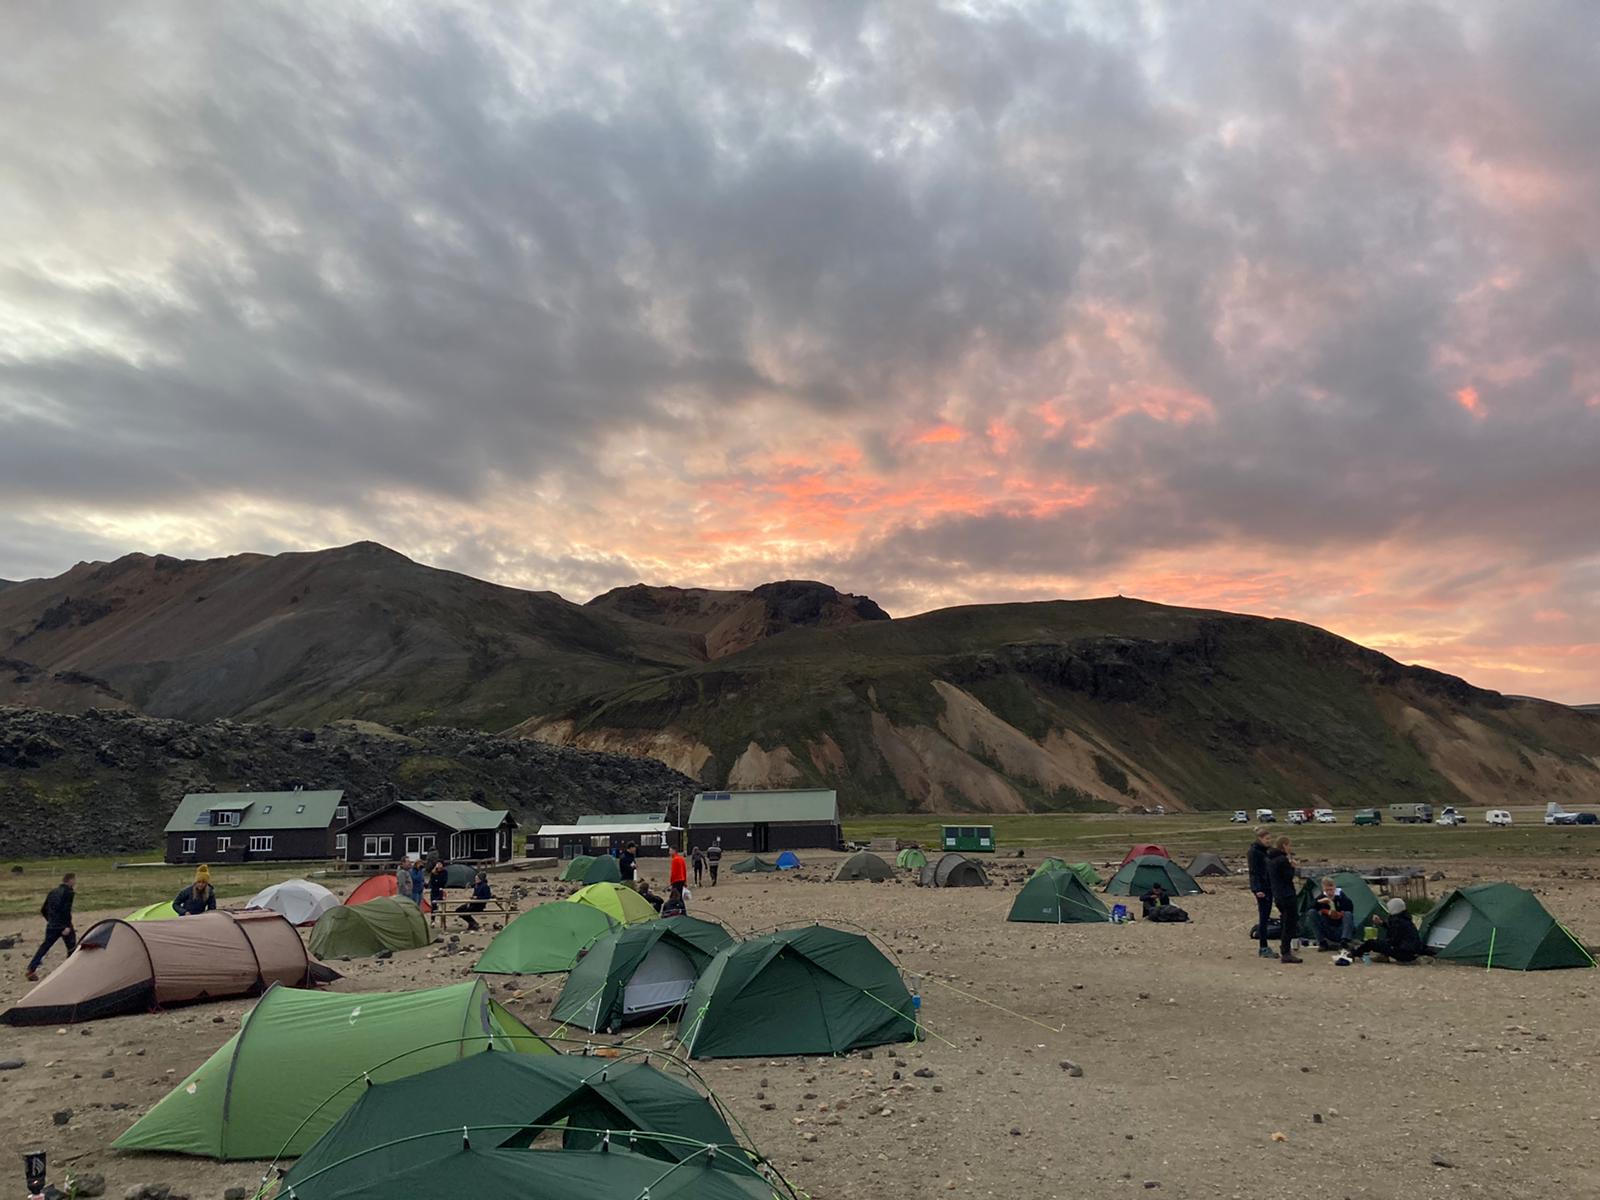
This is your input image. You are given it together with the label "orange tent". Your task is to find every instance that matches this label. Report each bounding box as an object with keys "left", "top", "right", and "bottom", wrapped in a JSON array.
[
  {"left": 345, "top": 874, "right": 429, "bottom": 913},
  {"left": 2, "top": 911, "right": 311, "bottom": 1026},
  {"left": 1120, "top": 843, "right": 1170, "bottom": 866}
]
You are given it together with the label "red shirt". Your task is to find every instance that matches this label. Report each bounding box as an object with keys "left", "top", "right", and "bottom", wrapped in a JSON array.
[{"left": 669, "top": 852, "right": 688, "bottom": 885}]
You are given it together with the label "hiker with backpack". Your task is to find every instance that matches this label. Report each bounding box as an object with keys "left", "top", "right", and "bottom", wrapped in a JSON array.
[
  {"left": 1267, "top": 836, "right": 1302, "bottom": 963},
  {"left": 1247, "top": 826, "right": 1274, "bottom": 958},
  {"left": 26, "top": 873, "right": 76, "bottom": 981}
]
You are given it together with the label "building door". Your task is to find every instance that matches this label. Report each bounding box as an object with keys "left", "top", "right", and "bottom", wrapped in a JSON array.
[{"left": 751, "top": 823, "right": 770, "bottom": 852}]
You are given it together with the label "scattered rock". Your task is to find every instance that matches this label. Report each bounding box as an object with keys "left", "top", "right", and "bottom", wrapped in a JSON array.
[
  {"left": 913, "top": 1067, "right": 934, "bottom": 1078},
  {"left": 376, "top": 949, "right": 394, "bottom": 960},
  {"left": 225, "top": 1189, "right": 249, "bottom": 1200},
  {"left": 69, "top": 1172, "right": 106, "bottom": 1197},
  {"left": 1431, "top": 1155, "right": 1454, "bottom": 1168},
  {"left": 102, "top": 1068, "right": 116, "bottom": 1079},
  {"left": 52, "top": 1109, "right": 73, "bottom": 1125},
  {"left": 1058, "top": 1060, "right": 1084, "bottom": 1077},
  {"left": 1009, "top": 1126, "right": 1023, "bottom": 1137},
  {"left": 0, "top": 1058, "right": 24, "bottom": 1070}
]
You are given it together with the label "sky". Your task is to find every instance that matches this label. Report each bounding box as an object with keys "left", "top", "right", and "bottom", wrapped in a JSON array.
[{"left": 2, "top": 2, "right": 1598, "bottom": 703}]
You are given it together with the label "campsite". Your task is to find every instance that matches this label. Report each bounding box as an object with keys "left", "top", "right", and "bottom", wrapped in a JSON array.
[{"left": 2, "top": 808, "right": 1598, "bottom": 1199}]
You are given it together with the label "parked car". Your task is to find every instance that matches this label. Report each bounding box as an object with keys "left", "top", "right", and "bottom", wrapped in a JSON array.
[
  {"left": 1577, "top": 813, "right": 1599, "bottom": 826},
  {"left": 1353, "top": 808, "right": 1382, "bottom": 826},
  {"left": 1435, "top": 812, "right": 1463, "bottom": 826},
  {"left": 1314, "top": 809, "right": 1336, "bottom": 823},
  {"left": 1545, "top": 803, "right": 1578, "bottom": 826},
  {"left": 1231, "top": 810, "right": 1249, "bottom": 823},
  {"left": 1486, "top": 809, "right": 1513, "bottom": 827},
  {"left": 1256, "top": 808, "right": 1276, "bottom": 823}
]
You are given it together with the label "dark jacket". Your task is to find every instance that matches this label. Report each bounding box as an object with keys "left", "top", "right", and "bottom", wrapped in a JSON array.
[
  {"left": 618, "top": 850, "right": 637, "bottom": 881},
  {"left": 661, "top": 890, "right": 686, "bottom": 918},
  {"left": 1315, "top": 890, "right": 1355, "bottom": 917},
  {"left": 1246, "top": 841, "right": 1270, "bottom": 894},
  {"left": 173, "top": 884, "right": 216, "bottom": 916},
  {"left": 1380, "top": 911, "right": 1424, "bottom": 960},
  {"left": 471, "top": 879, "right": 492, "bottom": 901},
  {"left": 1265, "top": 848, "right": 1297, "bottom": 903},
  {"left": 705, "top": 844, "right": 722, "bottom": 864},
  {"left": 41, "top": 883, "right": 75, "bottom": 928},
  {"left": 429, "top": 867, "right": 447, "bottom": 899}
]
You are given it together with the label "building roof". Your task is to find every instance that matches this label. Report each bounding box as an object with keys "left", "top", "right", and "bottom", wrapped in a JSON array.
[
  {"left": 344, "top": 799, "right": 515, "bottom": 835},
  {"left": 688, "top": 789, "right": 839, "bottom": 826},
  {"left": 575, "top": 812, "right": 666, "bottom": 826},
  {"left": 534, "top": 821, "right": 684, "bottom": 838},
  {"left": 165, "top": 790, "right": 345, "bottom": 834}
]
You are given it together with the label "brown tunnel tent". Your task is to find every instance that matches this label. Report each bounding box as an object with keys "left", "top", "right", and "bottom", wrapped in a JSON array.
[{"left": 2, "top": 910, "right": 311, "bottom": 1026}]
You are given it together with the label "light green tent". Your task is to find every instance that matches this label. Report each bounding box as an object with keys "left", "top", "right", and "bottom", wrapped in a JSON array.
[
  {"left": 1008, "top": 866, "right": 1111, "bottom": 924},
  {"left": 558, "top": 856, "right": 595, "bottom": 882},
  {"left": 1066, "top": 861, "right": 1102, "bottom": 887},
  {"left": 1104, "top": 855, "right": 1202, "bottom": 897},
  {"left": 1033, "top": 857, "right": 1068, "bottom": 877},
  {"left": 475, "top": 901, "right": 618, "bottom": 975},
  {"left": 112, "top": 980, "right": 551, "bottom": 1160},
  {"left": 281, "top": 1052, "right": 765, "bottom": 1199},
  {"left": 1421, "top": 882, "right": 1596, "bottom": 971},
  {"left": 309, "top": 896, "right": 431, "bottom": 959},
  {"left": 679, "top": 925, "right": 917, "bottom": 1059},
  {"left": 895, "top": 847, "right": 928, "bottom": 869},
  {"left": 551, "top": 917, "right": 735, "bottom": 1033},
  {"left": 731, "top": 856, "right": 778, "bottom": 874},
  {"left": 1295, "top": 872, "right": 1382, "bottom": 934},
  {"left": 568, "top": 882, "right": 657, "bottom": 924},
  {"left": 126, "top": 900, "right": 179, "bottom": 922}
]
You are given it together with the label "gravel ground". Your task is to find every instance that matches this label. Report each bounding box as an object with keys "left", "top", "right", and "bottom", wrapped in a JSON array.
[{"left": 1, "top": 852, "right": 1595, "bottom": 1200}]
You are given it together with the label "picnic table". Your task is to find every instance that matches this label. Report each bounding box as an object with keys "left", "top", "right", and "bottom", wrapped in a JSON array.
[{"left": 430, "top": 895, "right": 521, "bottom": 928}]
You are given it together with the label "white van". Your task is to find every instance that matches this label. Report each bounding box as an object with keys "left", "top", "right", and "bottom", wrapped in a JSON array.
[
  {"left": 1486, "top": 809, "right": 1513, "bottom": 827},
  {"left": 1314, "top": 809, "right": 1336, "bottom": 823},
  {"left": 1256, "top": 808, "right": 1276, "bottom": 823}
]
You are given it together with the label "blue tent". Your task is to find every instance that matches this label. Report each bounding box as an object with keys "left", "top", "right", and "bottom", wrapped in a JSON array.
[{"left": 775, "top": 851, "right": 801, "bottom": 870}]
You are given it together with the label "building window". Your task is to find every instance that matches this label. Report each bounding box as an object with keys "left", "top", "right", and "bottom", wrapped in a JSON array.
[
  {"left": 181, "top": 836, "right": 197, "bottom": 854},
  {"left": 262, "top": 805, "right": 273, "bottom": 814},
  {"left": 335, "top": 833, "right": 347, "bottom": 852},
  {"left": 216, "top": 836, "right": 232, "bottom": 852},
  {"left": 249, "top": 835, "right": 274, "bottom": 853},
  {"left": 214, "top": 810, "right": 241, "bottom": 827},
  {"left": 474, "top": 832, "right": 491, "bottom": 852},
  {"left": 296, "top": 804, "right": 306, "bottom": 814},
  {"left": 364, "top": 835, "right": 393, "bottom": 858},
  {"left": 335, "top": 805, "right": 349, "bottom": 820},
  {"left": 539, "top": 836, "right": 559, "bottom": 849},
  {"left": 405, "top": 834, "right": 435, "bottom": 857}
]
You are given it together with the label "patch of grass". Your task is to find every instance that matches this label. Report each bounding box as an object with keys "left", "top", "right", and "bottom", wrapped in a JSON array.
[{"left": 0, "top": 853, "right": 317, "bottom": 919}]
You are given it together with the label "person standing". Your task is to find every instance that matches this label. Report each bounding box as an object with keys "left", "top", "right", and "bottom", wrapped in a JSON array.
[
  {"left": 669, "top": 846, "right": 688, "bottom": 890},
  {"left": 691, "top": 846, "right": 706, "bottom": 887},
  {"left": 409, "top": 858, "right": 426, "bottom": 908},
  {"left": 618, "top": 842, "right": 637, "bottom": 883},
  {"left": 1247, "top": 826, "right": 1275, "bottom": 959},
  {"left": 26, "top": 873, "right": 77, "bottom": 981},
  {"left": 706, "top": 839, "right": 722, "bottom": 886},
  {"left": 395, "top": 857, "right": 411, "bottom": 901},
  {"left": 1267, "top": 836, "right": 1302, "bottom": 963}
]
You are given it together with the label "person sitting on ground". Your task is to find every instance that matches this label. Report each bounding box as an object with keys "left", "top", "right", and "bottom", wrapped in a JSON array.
[
  {"left": 174, "top": 865, "right": 218, "bottom": 916},
  {"left": 458, "top": 870, "right": 491, "bottom": 932},
  {"left": 1312, "top": 876, "right": 1356, "bottom": 950},
  {"left": 1350, "top": 897, "right": 1429, "bottom": 963},
  {"left": 661, "top": 881, "right": 687, "bottom": 918},
  {"left": 1140, "top": 882, "right": 1190, "bottom": 923},
  {"left": 636, "top": 878, "right": 665, "bottom": 913}
]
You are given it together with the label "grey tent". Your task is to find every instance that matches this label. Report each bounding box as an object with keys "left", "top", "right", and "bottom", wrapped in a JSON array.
[
  {"left": 1187, "top": 853, "right": 1232, "bottom": 878},
  {"left": 919, "top": 853, "right": 989, "bottom": 888},
  {"left": 835, "top": 852, "right": 893, "bottom": 882}
]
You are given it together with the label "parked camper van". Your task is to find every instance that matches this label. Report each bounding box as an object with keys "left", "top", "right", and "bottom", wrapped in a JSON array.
[
  {"left": 1353, "top": 808, "right": 1382, "bottom": 826},
  {"left": 1314, "top": 809, "right": 1336, "bottom": 823},
  {"left": 1485, "top": 809, "right": 1513, "bottom": 827},
  {"left": 1256, "top": 808, "right": 1276, "bottom": 823},
  {"left": 1389, "top": 803, "right": 1434, "bottom": 825}
]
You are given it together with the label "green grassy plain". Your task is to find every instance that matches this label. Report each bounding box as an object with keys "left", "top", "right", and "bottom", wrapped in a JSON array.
[{"left": 0, "top": 854, "right": 305, "bottom": 919}]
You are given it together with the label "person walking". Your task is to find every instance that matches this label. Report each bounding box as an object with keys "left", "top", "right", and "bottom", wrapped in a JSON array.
[
  {"left": 691, "top": 846, "right": 706, "bottom": 887},
  {"left": 1247, "top": 826, "right": 1275, "bottom": 959},
  {"left": 669, "top": 846, "right": 688, "bottom": 890},
  {"left": 1267, "top": 835, "right": 1302, "bottom": 963},
  {"left": 706, "top": 839, "right": 722, "bottom": 886},
  {"left": 618, "top": 842, "right": 637, "bottom": 883},
  {"left": 26, "top": 872, "right": 77, "bottom": 981}
]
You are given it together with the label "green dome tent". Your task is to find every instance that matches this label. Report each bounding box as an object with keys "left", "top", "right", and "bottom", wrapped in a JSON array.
[
  {"left": 568, "top": 882, "right": 657, "bottom": 924},
  {"left": 835, "top": 851, "right": 893, "bottom": 881},
  {"left": 474, "top": 901, "right": 618, "bottom": 975},
  {"left": 126, "top": 899, "right": 180, "bottom": 921},
  {"left": 551, "top": 917, "right": 735, "bottom": 1033},
  {"left": 559, "top": 855, "right": 596, "bottom": 882},
  {"left": 679, "top": 925, "right": 918, "bottom": 1059},
  {"left": 580, "top": 854, "right": 622, "bottom": 885},
  {"left": 112, "top": 979, "right": 551, "bottom": 1160},
  {"left": 1066, "top": 861, "right": 1102, "bottom": 887},
  {"left": 731, "top": 855, "right": 778, "bottom": 874},
  {"left": 919, "top": 853, "right": 989, "bottom": 887},
  {"left": 1421, "top": 883, "right": 1596, "bottom": 971},
  {"left": 1294, "top": 872, "right": 1383, "bottom": 933},
  {"left": 281, "top": 1051, "right": 767, "bottom": 1199},
  {"left": 1104, "top": 855, "right": 1202, "bottom": 897},
  {"left": 1033, "top": 857, "right": 1068, "bottom": 877},
  {"left": 895, "top": 847, "right": 928, "bottom": 870},
  {"left": 309, "top": 896, "right": 431, "bottom": 959},
  {"left": 1008, "top": 866, "right": 1111, "bottom": 923}
]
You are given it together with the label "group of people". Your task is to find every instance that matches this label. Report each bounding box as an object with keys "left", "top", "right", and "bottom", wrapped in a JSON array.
[
  {"left": 1247, "top": 826, "right": 1429, "bottom": 964},
  {"left": 608, "top": 840, "right": 701, "bottom": 916},
  {"left": 27, "top": 863, "right": 222, "bottom": 981},
  {"left": 395, "top": 857, "right": 493, "bottom": 930}
]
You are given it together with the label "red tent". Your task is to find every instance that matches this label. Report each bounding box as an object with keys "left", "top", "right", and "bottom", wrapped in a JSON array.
[
  {"left": 1120, "top": 844, "right": 1170, "bottom": 866},
  {"left": 345, "top": 875, "right": 429, "bottom": 913}
]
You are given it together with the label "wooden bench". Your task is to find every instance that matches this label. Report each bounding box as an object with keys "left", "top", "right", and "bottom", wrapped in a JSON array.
[{"left": 430, "top": 897, "right": 521, "bottom": 928}]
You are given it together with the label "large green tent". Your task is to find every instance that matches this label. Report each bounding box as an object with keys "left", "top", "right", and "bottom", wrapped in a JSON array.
[
  {"left": 113, "top": 980, "right": 550, "bottom": 1160},
  {"left": 551, "top": 917, "right": 735, "bottom": 1033},
  {"left": 731, "top": 855, "right": 778, "bottom": 874},
  {"left": 1421, "top": 883, "right": 1596, "bottom": 971},
  {"left": 1295, "top": 872, "right": 1383, "bottom": 934},
  {"left": 1033, "top": 857, "right": 1068, "bottom": 877},
  {"left": 474, "top": 901, "right": 618, "bottom": 975},
  {"left": 679, "top": 925, "right": 917, "bottom": 1059},
  {"left": 559, "top": 856, "right": 596, "bottom": 882},
  {"left": 309, "top": 896, "right": 431, "bottom": 959},
  {"left": 568, "top": 882, "right": 657, "bottom": 924},
  {"left": 1066, "top": 861, "right": 1102, "bottom": 887},
  {"left": 895, "top": 847, "right": 928, "bottom": 870},
  {"left": 1008, "top": 866, "right": 1111, "bottom": 924},
  {"left": 835, "top": 851, "right": 893, "bottom": 881},
  {"left": 581, "top": 854, "right": 622, "bottom": 884},
  {"left": 282, "top": 1052, "right": 767, "bottom": 1198},
  {"left": 919, "top": 853, "right": 989, "bottom": 887},
  {"left": 1104, "top": 855, "right": 1202, "bottom": 897}
]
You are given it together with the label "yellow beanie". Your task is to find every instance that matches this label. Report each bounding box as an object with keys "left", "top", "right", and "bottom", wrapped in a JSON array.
[{"left": 194, "top": 864, "right": 212, "bottom": 885}]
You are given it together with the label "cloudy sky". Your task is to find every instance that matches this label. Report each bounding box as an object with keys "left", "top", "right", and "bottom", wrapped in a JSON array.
[{"left": 3, "top": 2, "right": 1598, "bottom": 701}]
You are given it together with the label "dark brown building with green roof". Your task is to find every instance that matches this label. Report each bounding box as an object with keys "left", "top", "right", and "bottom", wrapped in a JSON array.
[{"left": 164, "top": 790, "right": 349, "bottom": 863}]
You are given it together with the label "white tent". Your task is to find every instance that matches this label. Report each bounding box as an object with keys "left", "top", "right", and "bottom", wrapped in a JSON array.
[{"left": 247, "top": 879, "right": 339, "bottom": 927}]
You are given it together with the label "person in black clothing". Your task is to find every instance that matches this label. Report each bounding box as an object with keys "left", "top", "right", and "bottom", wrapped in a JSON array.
[
  {"left": 706, "top": 840, "right": 722, "bottom": 886},
  {"left": 173, "top": 879, "right": 217, "bottom": 916},
  {"left": 618, "top": 843, "right": 638, "bottom": 882},
  {"left": 1266, "top": 836, "right": 1302, "bottom": 963},
  {"left": 428, "top": 860, "right": 448, "bottom": 924},
  {"left": 458, "top": 871, "right": 492, "bottom": 932},
  {"left": 637, "top": 879, "right": 665, "bottom": 913},
  {"left": 1351, "top": 898, "right": 1428, "bottom": 963},
  {"left": 1312, "top": 876, "right": 1356, "bottom": 950},
  {"left": 1247, "top": 827, "right": 1275, "bottom": 958},
  {"left": 27, "top": 873, "right": 77, "bottom": 980},
  {"left": 1140, "top": 883, "right": 1189, "bottom": 923},
  {"left": 691, "top": 847, "right": 706, "bottom": 887},
  {"left": 661, "top": 881, "right": 687, "bottom": 918}
]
